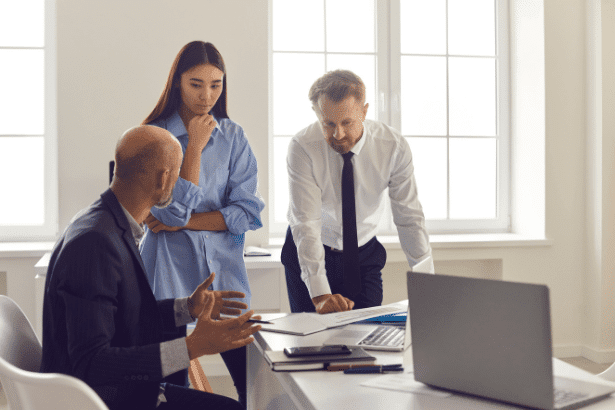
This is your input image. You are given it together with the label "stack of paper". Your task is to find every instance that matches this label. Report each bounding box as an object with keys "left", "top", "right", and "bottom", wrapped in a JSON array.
[{"left": 259, "top": 300, "right": 408, "bottom": 336}]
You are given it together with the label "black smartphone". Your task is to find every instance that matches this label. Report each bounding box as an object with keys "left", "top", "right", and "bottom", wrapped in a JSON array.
[{"left": 283, "top": 345, "right": 351, "bottom": 357}]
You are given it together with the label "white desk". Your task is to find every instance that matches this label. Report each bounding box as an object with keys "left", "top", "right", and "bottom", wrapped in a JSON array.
[{"left": 247, "top": 322, "right": 615, "bottom": 410}]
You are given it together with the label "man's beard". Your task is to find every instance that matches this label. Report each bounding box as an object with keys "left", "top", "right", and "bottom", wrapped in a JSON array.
[{"left": 154, "top": 188, "right": 174, "bottom": 209}]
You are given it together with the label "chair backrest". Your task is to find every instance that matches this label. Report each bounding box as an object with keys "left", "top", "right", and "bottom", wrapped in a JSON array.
[
  {"left": 0, "top": 357, "right": 109, "bottom": 410},
  {"left": 0, "top": 295, "right": 42, "bottom": 373},
  {"left": 0, "top": 295, "right": 108, "bottom": 410},
  {"left": 598, "top": 362, "right": 615, "bottom": 382}
]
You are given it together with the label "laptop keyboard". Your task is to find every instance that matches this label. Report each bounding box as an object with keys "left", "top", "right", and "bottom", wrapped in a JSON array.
[
  {"left": 359, "top": 325, "right": 405, "bottom": 348},
  {"left": 554, "top": 388, "right": 589, "bottom": 406}
]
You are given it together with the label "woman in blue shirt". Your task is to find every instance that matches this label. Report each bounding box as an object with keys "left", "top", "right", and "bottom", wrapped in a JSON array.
[{"left": 140, "top": 41, "right": 265, "bottom": 407}]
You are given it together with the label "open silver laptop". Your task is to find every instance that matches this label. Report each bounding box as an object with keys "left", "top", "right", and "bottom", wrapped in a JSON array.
[
  {"left": 322, "top": 301, "right": 411, "bottom": 352},
  {"left": 408, "top": 272, "right": 615, "bottom": 410},
  {"left": 320, "top": 257, "right": 434, "bottom": 351}
]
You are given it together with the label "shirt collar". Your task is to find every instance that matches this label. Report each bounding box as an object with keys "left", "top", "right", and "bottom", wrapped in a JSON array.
[
  {"left": 166, "top": 110, "right": 224, "bottom": 140},
  {"left": 119, "top": 204, "right": 144, "bottom": 246},
  {"left": 349, "top": 123, "right": 367, "bottom": 156}
]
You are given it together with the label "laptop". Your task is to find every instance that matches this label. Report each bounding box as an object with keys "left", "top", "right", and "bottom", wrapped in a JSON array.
[
  {"left": 320, "top": 257, "right": 434, "bottom": 351},
  {"left": 407, "top": 272, "right": 615, "bottom": 410},
  {"left": 322, "top": 300, "right": 411, "bottom": 352}
]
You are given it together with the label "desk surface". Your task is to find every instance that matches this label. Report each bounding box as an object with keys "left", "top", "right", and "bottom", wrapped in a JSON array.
[{"left": 248, "top": 319, "right": 615, "bottom": 410}]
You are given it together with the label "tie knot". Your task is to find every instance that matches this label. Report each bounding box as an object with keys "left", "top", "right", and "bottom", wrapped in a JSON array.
[{"left": 342, "top": 152, "right": 354, "bottom": 161}]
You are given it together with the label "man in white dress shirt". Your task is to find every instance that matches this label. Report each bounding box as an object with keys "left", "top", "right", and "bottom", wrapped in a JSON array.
[{"left": 281, "top": 70, "right": 434, "bottom": 314}]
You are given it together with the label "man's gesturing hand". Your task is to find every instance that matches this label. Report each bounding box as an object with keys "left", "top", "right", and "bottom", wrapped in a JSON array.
[
  {"left": 187, "top": 272, "right": 247, "bottom": 320},
  {"left": 185, "top": 294, "right": 261, "bottom": 360},
  {"left": 311, "top": 294, "right": 355, "bottom": 314}
]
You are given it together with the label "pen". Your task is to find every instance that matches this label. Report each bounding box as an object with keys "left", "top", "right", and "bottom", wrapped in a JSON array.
[
  {"left": 343, "top": 364, "right": 404, "bottom": 374},
  {"left": 247, "top": 319, "right": 273, "bottom": 324},
  {"left": 327, "top": 363, "right": 381, "bottom": 372}
]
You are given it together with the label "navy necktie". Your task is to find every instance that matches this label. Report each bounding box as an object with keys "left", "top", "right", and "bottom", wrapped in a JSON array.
[{"left": 341, "top": 152, "right": 361, "bottom": 297}]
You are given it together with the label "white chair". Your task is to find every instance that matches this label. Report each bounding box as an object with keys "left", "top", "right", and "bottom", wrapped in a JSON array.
[
  {"left": 0, "top": 295, "right": 108, "bottom": 409},
  {"left": 597, "top": 362, "right": 615, "bottom": 382}
]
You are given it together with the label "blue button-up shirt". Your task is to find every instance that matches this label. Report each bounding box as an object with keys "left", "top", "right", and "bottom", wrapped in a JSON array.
[{"left": 139, "top": 111, "right": 265, "bottom": 308}]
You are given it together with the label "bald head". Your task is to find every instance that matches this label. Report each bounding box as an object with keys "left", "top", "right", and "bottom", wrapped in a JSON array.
[
  {"left": 111, "top": 126, "right": 182, "bottom": 219},
  {"left": 114, "top": 125, "right": 181, "bottom": 182}
]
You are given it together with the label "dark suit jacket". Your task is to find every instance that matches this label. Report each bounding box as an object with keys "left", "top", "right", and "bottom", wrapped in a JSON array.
[{"left": 41, "top": 189, "right": 178, "bottom": 409}]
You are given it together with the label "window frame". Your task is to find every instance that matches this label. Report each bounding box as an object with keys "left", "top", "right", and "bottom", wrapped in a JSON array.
[
  {"left": 269, "top": 0, "right": 511, "bottom": 238},
  {"left": 0, "top": 0, "right": 58, "bottom": 241}
]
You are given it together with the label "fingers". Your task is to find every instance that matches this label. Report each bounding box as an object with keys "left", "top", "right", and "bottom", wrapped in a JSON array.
[
  {"left": 346, "top": 297, "right": 355, "bottom": 310},
  {"left": 331, "top": 294, "right": 353, "bottom": 311},
  {"left": 200, "top": 272, "right": 216, "bottom": 290},
  {"left": 215, "top": 291, "right": 247, "bottom": 316},
  {"left": 197, "top": 114, "right": 216, "bottom": 127},
  {"left": 318, "top": 294, "right": 353, "bottom": 314},
  {"left": 188, "top": 115, "right": 216, "bottom": 151},
  {"left": 221, "top": 299, "right": 248, "bottom": 310},
  {"left": 146, "top": 218, "right": 161, "bottom": 231},
  {"left": 217, "top": 290, "right": 246, "bottom": 299},
  {"left": 194, "top": 115, "right": 216, "bottom": 134},
  {"left": 196, "top": 293, "right": 215, "bottom": 320},
  {"left": 219, "top": 307, "right": 242, "bottom": 316},
  {"left": 144, "top": 214, "right": 163, "bottom": 232}
]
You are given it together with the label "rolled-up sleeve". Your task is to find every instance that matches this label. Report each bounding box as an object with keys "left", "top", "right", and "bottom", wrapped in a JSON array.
[
  {"left": 150, "top": 177, "right": 206, "bottom": 227},
  {"left": 218, "top": 130, "right": 265, "bottom": 235}
]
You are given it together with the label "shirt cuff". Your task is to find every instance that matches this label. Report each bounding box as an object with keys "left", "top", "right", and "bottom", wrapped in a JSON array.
[
  {"left": 160, "top": 338, "right": 191, "bottom": 378},
  {"left": 411, "top": 255, "right": 435, "bottom": 274},
  {"left": 305, "top": 274, "right": 332, "bottom": 299},
  {"left": 171, "top": 177, "right": 205, "bottom": 208},
  {"left": 174, "top": 297, "right": 194, "bottom": 327}
]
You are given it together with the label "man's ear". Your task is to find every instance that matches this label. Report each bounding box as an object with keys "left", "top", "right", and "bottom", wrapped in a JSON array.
[
  {"left": 156, "top": 168, "right": 171, "bottom": 192},
  {"left": 362, "top": 102, "right": 369, "bottom": 120}
]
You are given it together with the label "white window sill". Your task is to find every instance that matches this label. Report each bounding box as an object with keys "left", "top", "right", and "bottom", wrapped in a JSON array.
[
  {"left": 0, "top": 242, "right": 55, "bottom": 259},
  {"left": 0, "top": 234, "right": 552, "bottom": 259},
  {"left": 381, "top": 233, "right": 552, "bottom": 249},
  {"left": 268, "top": 233, "right": 552, "bottom": 250}
]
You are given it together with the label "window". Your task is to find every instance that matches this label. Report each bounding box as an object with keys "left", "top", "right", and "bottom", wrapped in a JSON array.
[
  {"left": 0, "top": 0, "right": 57, "bottom": 240},
  {"left": 270, "top": 0, "right": 509, "bottom": 236}
]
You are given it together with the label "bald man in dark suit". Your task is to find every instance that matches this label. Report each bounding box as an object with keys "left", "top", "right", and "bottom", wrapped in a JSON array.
[{"left": 41, "top": 125, "right": 261, "bottom": 410}]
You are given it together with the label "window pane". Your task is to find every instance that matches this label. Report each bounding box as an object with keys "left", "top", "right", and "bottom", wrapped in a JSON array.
[
  {"left": 273, "top": 53, "right": 325, "bottom": 135},
  {"left": 448, "top": 0, "right": 496, "bottom": 56},
  {"left": 0, "top": 137, "right": 45, "bottom": 225},
  {"left": 0, "top": 49, "right": 45, "bottom": 135},
  {"left": 0, "top": 0, "right": 44, "bottom": 47},
  {"left": 449, "top": 57, "right": 496, "bottom": 136},
  {"left": 449, "top": 138, "right": 496, "bottom": 219},
  {"left": 407, "top": 137, "right": 447, "bottom": 219},
  {"left": 326, "top": 0, "right": 375, "bottom": 53},
  {"left": 273, "top": 0, "right": 324, "bottom": 52},
  {"left": 400, "top": 0, "right": 446, "bottom": 55},
  {"left": 401, "top": 56, "right": 447, "bottom": 136},
  {"left": 273, "top": 137, "right": 292, "bottom": 223},
  {"left": 326, "top": 54, "right": 376, "bottom": 120}
]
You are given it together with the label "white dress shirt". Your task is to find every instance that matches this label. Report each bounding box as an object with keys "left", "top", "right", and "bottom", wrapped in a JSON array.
[
  {"left": 287, "top": 119, "right": 434, "bottom": 298},
  {"left": 119, "top": 204, "right": 191, "bottom": 406}
]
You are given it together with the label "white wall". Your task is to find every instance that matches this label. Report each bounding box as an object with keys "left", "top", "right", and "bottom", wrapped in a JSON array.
[
  {"left": 56, "top": 0, "right": 270, "bottom": 246},
  {"left": 0, "top": 0, "right": 609, "bottom": 360}
]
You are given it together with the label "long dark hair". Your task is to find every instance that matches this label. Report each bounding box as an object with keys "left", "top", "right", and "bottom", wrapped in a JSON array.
[{"left": 143, "top": 41, "right": 229, "bottom": 125}]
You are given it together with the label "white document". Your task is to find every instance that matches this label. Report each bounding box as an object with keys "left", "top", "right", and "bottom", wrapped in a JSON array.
[
  {"left": 259, "top": 301, "right": 408, "bottom": 336},
  {"left": 244, "top": 246, "right": 272, "bottom": 256},
  {"left": 361, "top": 372, "right": 452, "bottom": 398}
]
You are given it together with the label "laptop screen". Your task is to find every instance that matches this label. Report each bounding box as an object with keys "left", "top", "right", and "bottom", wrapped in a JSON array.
[{"left": 407, "top": 272, "right": 555, "bottom": 409}]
